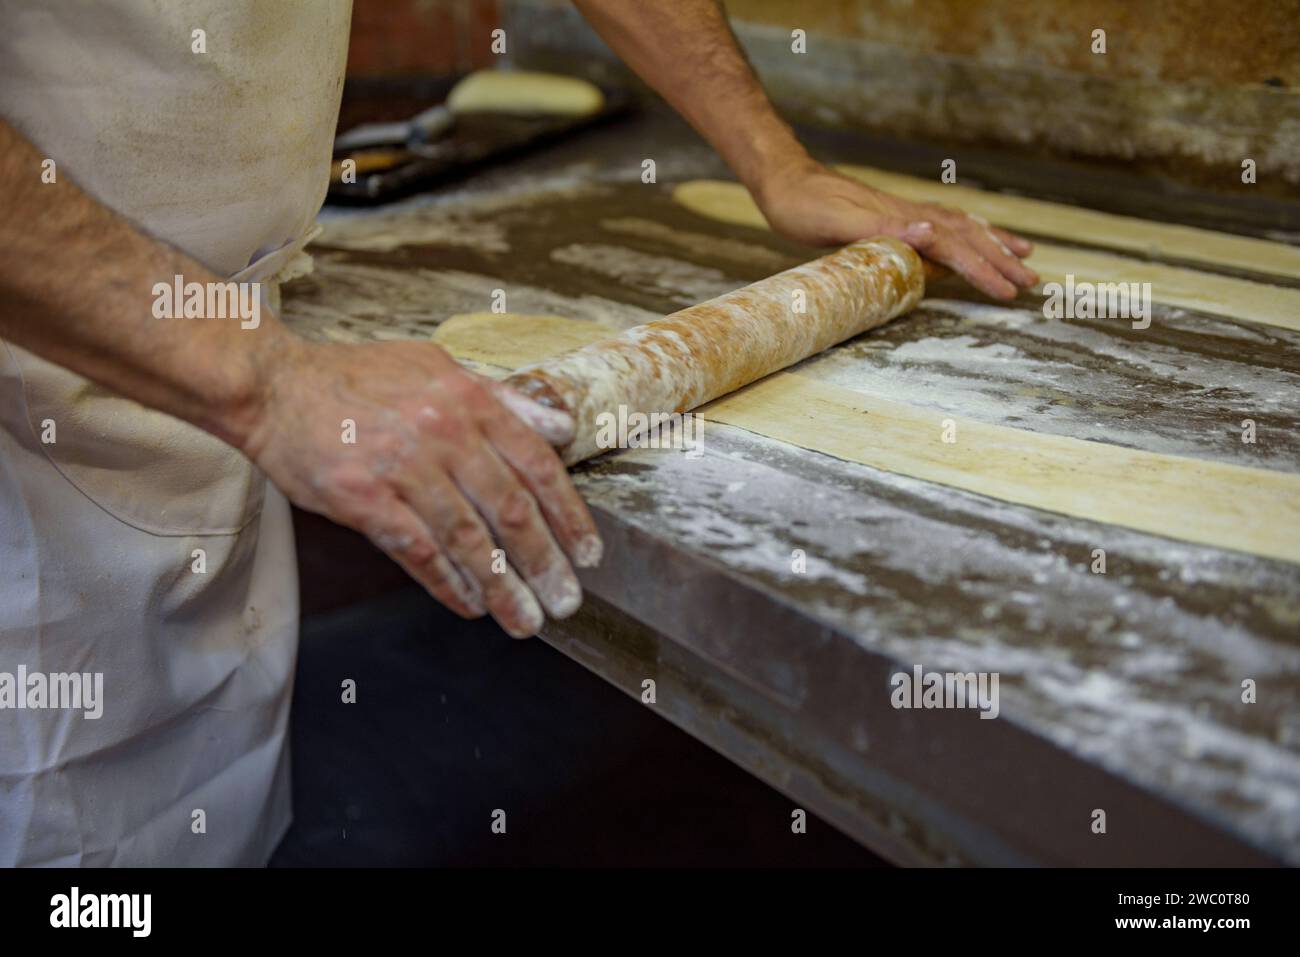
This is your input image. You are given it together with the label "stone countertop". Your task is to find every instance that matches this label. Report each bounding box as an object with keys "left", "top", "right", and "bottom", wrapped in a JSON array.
[{"left": 282, "top": 106, "right": 1300, "bottom": 865}]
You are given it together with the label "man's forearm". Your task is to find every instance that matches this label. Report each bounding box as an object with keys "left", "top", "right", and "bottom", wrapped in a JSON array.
[
  {"left": 0, "top": 119, "right": 292, "bottom": 449},
  {"left": 574, "top": 0, "right": 811, "bottom": 193}
]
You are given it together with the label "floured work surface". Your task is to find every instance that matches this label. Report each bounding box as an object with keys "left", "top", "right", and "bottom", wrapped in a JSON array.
[{"left": 283, "top": 118, "right": 1300, "bottom": 865}]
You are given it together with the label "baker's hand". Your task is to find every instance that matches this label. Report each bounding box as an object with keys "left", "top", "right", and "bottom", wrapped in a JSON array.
[
  {"left": 754, "top": 159, "right": 1038, "bottom": 300},
  {"left": 242, "top": 338, "right": 602, "bottom": 638}
]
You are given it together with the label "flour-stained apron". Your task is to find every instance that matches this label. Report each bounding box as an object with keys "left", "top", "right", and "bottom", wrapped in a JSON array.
[{"left": 0, "top": 0, "right": 352, "bottom": 865}]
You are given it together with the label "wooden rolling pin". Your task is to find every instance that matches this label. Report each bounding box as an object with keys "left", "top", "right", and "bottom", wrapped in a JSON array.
[{"left": 506, "top": 237, "right": 931, "bottom": 464}]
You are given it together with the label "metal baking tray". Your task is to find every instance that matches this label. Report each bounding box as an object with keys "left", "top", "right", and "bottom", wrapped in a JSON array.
[{"left": 326, "top": 75, "right": 632, "bottom": 205}]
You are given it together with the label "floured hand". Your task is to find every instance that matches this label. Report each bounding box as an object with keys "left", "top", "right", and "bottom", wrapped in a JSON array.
[
  {"left": 754, "top": 159, "right": 1038, "bottom": 300},
  {"left": 242, "top": 338, "right": 602, "bottom": 638}
]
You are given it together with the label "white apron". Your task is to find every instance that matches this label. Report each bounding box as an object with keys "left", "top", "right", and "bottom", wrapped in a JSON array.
[{"left": 0, "top": 0, "right": 352, "bottom": 865}]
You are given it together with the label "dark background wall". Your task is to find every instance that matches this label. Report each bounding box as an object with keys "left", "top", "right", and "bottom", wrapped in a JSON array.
[
  {"left": 343, "top": 0, "right": 1300, "bottom": 196},
  {"left": 346, "top": 0, "right": 500, "bottom": 77}
]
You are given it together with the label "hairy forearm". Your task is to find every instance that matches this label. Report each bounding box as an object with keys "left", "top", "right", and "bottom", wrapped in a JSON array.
[
  {"left": 574, "top": 0, "right": 811, "bottom": 192},
  {"left": 0, "top": 118, "right": 293, "bottom": 448}
]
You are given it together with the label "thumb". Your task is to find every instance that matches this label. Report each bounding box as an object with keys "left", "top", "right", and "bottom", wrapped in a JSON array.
[
  {"left": 891, "top": 219, "right": 938, "bottom": 252},
  {"left": 872, "top": 216, "right": 939, "bottom": 252},
  {"left": 488, "top": 379, "right": 576, "bottom": 447}
]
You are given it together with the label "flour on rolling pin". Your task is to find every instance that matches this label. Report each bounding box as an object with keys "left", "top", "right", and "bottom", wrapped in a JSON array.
[{"left": 506, "top": 237, "right": 926, "bottom": 464}]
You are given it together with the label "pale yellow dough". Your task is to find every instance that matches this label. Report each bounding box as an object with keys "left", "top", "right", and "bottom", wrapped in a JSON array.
[
  {"left": 434, "top": 312, "right": 612, "bottom": 367},
  {"left": 435, "top": 310, "right": 1300, "bottom": 566},
  {"left": 1025, "top": 244, "right": 1300, "bottom": 332},
  {"left": 833, "top": 165, "right": 1300, "bottom": 283},
  {"left": 672, "top": 179, "right": 1300, "bottom": 333},
  {"left": 446, "top": 70, "right": 604, "bottom": 116},
  {"left": 705, "top": 374, "right": 1300, "bottom": 567}
]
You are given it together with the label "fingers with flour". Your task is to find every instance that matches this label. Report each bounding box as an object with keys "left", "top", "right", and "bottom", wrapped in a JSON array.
[
  {"left": 484, "top": 378, "right": 604, "bottom": 570},
  {"left": 396, "top": 466, "right": 548, "bottom": 638},
  {"left": 450, "top": 439, "right": 584, "bottom": 623},
  {"left": 365, "top": 500, "right": 486, "bottom": 619}
]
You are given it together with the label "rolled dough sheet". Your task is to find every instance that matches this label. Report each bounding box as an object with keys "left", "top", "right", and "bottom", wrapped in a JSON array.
[
  {"left": 672, "top": 180, "right": 1300, "bottom": 333},
  {"left": 834, "top": 164, "right": 1300, "bottom": 283},
  {"left": 505, "top": 238, "right": 924, "bottom": 464},
  {"left": 446, "top": 69, "right": 604, "bottom": 116},
  {"left": 435, "top": 311, "right": 1300, "bottom": 566}
]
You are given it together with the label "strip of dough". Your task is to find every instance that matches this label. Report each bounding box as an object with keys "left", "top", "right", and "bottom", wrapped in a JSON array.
[
  {"left": 1026, "top": 244, "right": 1300, "bottom": 332},
  {"left": 703, "top": 374, "right": 1300, "bottom": 567},
  {"left": 435, "top": 311, "right": 1300, "bottom": 565},
  {"left": 672, "top": 180, "right": 1300, "bottom": 333},
  {"left": 834, "top": 164, "right": 1300, "bottom": 282}
]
